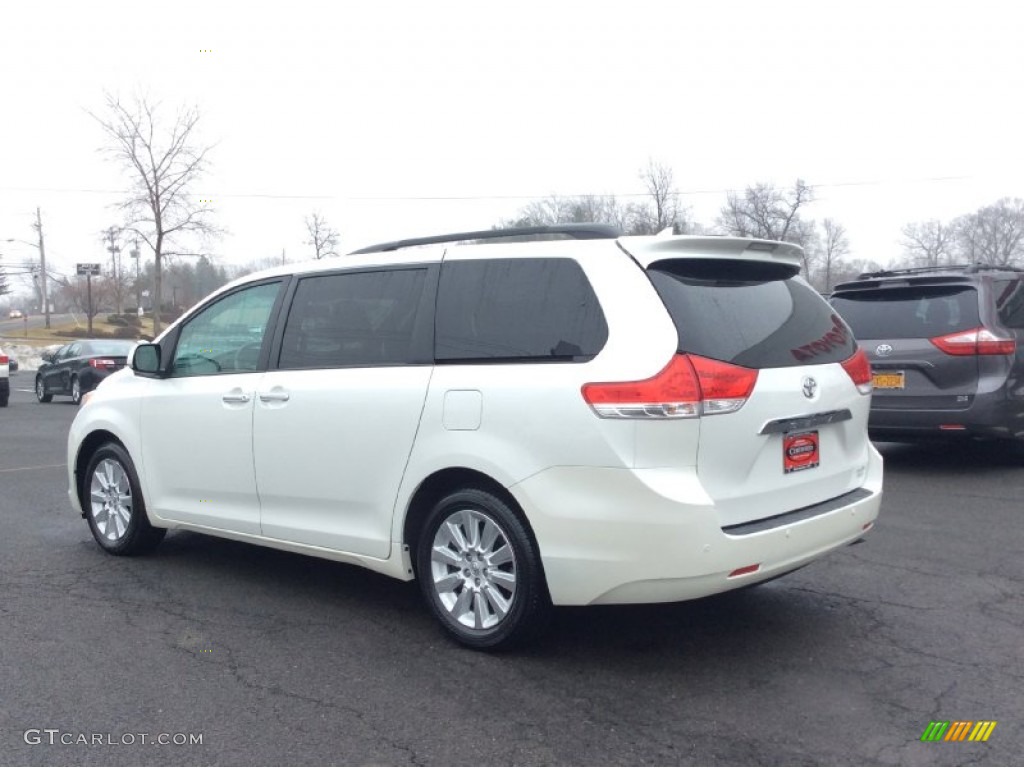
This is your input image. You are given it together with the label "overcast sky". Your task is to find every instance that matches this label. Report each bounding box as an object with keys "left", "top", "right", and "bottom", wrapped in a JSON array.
[{"left": 2, "top": 0, "right": 1023, "bottom": 293}]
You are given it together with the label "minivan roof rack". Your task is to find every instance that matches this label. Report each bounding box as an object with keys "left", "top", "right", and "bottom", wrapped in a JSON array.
[
  {"left": 350, "top": 223, "right": 622, "bottom": 254},
  {"left": 854, "top": 263, "right": 1024, "bottom": 279}
]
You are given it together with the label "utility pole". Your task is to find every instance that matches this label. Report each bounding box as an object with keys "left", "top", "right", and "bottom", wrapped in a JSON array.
[
  {"left": 104, "top": 226, "right": 123, "bottom": 314},
  {"left": 33, "top": 207, "right": 50, "bottom": 329},
  {"left": 131, "top": 238, "right": 141, "bottom": 314}
]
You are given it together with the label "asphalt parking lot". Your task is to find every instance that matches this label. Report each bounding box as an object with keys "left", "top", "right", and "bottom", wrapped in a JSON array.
[{"left": 1, "top": 382, "right": 1021, "bottom": 766}]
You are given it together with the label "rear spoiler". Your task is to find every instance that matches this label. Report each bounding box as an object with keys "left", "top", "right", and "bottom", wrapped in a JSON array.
[{"left": 618, "top": 235, "right": 804, "bottom": 271}]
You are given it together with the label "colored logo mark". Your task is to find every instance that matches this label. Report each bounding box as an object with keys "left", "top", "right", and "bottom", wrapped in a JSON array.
[{"left": 920, "top": 721, "right": 997, "bottom": 742}]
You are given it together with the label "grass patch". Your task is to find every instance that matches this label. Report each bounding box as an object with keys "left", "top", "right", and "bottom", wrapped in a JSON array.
[{"left": 1, "top": 317, "right": 157, "bottom": 347}]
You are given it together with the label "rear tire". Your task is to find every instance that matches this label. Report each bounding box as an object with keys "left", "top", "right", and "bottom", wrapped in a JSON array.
[
  {"left": 35, "top": 376, "right": 52, "bottom": 403},
  {"left": 71, "top": 376, "right": 83, "bottom": 405},
  {"left": 84, "top": 442, "right": 165, "bottom": 555},
  {"left": 415, "top": 488, "right": 550, "bottom": 650}
]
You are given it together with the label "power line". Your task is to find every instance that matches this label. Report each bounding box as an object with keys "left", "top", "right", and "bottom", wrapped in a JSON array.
[{"left": 0, "top": 174, "right": 982, "bottom": 202}]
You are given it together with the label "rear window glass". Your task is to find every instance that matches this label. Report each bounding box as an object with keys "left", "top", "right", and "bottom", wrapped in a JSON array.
[
  {"left": 435, "top": 258, "right": 607, "bottom": 362},
  {"left": 647, "top": 261, "right": 855, "bottom": 368},
  {"left": 85, "top": 340, "right": 136, "bottom": 356},
  {"left": 993, "top": 279, "right": 1024, "bottom": 329},
  {"left": 831, "top": 286, "right": 980, "bottom": 339}
]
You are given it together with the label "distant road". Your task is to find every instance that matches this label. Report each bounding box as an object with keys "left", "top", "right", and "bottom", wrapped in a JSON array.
[{"left": 0, "top": 313, "right": 76, "bottom": 338}]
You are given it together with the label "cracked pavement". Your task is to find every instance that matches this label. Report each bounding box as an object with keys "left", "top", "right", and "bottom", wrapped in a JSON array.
[{"left": 0, "top": 386, "right": 1021, "bottom": 765}]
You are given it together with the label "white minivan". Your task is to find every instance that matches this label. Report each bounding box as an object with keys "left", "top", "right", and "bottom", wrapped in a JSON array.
[{"left": 68, "top": 225, "right": 882, "bottom": 649}]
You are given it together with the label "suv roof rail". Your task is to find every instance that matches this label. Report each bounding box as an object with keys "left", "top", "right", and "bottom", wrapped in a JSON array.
[
  {"left": 350, "top": 223, "right": 622, "bottom": 254},
  {"left": 853, "top": 263, "right": 1024, "bottom": 280}
]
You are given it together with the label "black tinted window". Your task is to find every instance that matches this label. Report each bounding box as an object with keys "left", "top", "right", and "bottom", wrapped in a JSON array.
[
  {"left": 279, "top": 269, "right": 428, "bottom": 369},
  {"left": 993, "top": 279, "right": 1024, "bottom": 329},
  {"left": 648, "top": 260, "right": 856, "bottom": 367},
  {"left": 831, "top": 286, "right": 980, "bottom": 339},
  {"left": 435, "top": 258, "right": 607, "bottom": 362}
]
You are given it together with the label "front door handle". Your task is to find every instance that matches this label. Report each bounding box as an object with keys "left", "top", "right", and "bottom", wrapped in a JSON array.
[{"left": 222, "top": 391, "right": 251, "bottom": 404}]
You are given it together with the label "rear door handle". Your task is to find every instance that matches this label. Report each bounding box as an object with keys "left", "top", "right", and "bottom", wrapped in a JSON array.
[{"left": 259, "top": 390, "right": 290, "bottom": 403}]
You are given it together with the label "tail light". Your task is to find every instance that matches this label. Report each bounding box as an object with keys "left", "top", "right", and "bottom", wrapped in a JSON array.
[
  {"left": 840, "top": 347, "right": 873, "bottom": 395},
  {"left": 581, "top": 354, "right": 758, "bottom": 419},
  {"left": 931, "top": 327, "right": 1016, "bottom": 356},
  {"left": 0, "top": 355, "right": 8, "bottom": 365},
  {"left": 89, "top": 358, "right": 117, "bottom": 369}
]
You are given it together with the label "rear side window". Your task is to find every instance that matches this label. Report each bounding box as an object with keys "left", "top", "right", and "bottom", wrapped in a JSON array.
[
  {"left": 647, "top": 260, "right": 856, "bottom": 367},
  {"left": 831, "top": 286, "right": 981, "bottom": 339},
  {"left": 279, "top": 269, "right": 428, "bottom": 369},
  {"left": 435, "top": 258, "right": 607, "bottom": 362},
  {"left": 993, "top": 279, "right": 1024, "bottom": 329}
]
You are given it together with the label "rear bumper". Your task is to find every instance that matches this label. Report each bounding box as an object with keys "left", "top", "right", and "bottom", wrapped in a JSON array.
[
  {"left": 869, "top": 391, "right": 1024, "bottom": 441},
  {"left": 510, "top": 445, "right": 883, "bottom": 606}
]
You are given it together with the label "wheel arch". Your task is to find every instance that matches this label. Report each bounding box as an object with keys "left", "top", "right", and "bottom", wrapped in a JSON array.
[
  {"left": 402, "top": 467, "right": 544, "bottom": 579},
  {"left": 74, "top": 429, "right": 126, "bottom": 517}
]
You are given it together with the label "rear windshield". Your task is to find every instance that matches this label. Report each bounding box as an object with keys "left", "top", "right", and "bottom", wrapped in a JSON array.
[
  {"left": 647, "top": 260, "right": 856, "bottom": 368},
  {"left": 85, "top": 340, "right": 136, "bottom": 356},
  {"left": 831, "top": 286, "right": 980, "bottom": 339}
]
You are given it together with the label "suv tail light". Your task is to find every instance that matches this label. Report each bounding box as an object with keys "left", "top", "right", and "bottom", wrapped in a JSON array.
[
  {"left": 930, "top": 327, "right": 1016, "bottom": 356},
  {"left": 840, "top": 347, "right": 873, "bottom": 395},
  {"left": 581, "top": 354, "right": 758, "bottom": 419},
  {"left": 89, "top": 358, "right": 117, "bottom": 369},
  {"left": 0, "top": 355, "right": 8, "bottom": 365}
]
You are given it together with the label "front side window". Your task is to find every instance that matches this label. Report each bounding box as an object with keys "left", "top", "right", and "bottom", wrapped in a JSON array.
[
  {"left": 171, "top": 281, "right": 281, "bottom": 377},
  {"left": 278, "top": 269, "right": 428, "bottom": 369},
  {"left": 435, "top": 258, "right": 607, "bottom": 362}
]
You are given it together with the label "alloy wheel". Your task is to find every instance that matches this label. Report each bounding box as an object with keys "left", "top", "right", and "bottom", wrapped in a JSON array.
[
  {"left": 429, "top": 508, "right": 518, "bottom": 630},
  {"left": 89, "top": 458, "right": 133, "bottom": 542}
]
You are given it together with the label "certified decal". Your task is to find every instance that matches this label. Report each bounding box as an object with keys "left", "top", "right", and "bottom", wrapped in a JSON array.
[{"left": 783, "top": 430, "right": 820, "bottom": 473}]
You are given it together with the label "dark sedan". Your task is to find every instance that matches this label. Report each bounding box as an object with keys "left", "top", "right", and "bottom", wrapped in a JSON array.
[{"left": 35, "top": 339, "right": 137, "bottom": 405}]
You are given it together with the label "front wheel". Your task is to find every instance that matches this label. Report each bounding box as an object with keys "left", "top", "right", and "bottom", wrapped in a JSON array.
[
  {"left": 84, "top": 442, "right": 165, "bottom": 555},
  {"left": 416, "top": 488, "right": 550, "bottom": 650},
  {"left": 35, "top": 376, "right": 52, "bottom": 403}
]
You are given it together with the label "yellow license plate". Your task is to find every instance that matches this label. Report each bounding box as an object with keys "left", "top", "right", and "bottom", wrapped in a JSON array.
[{"left": 872, "top": 371, "right": 905, "bottom": 390}]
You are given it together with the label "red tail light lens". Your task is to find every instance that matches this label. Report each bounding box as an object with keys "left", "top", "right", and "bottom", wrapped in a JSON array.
[
  {"left": 840, "top": 347, "right": 872, "bottom": 395},
  {"left": 582, "top": 354, "right": 757, "bottom": 419},
  {"left": 931, "top": 327, "right": 1015, "bottom": 356},
  {"left": 0, "top": 355, "right": 8, "bottom": 365},
  {"left": 89, "top": 358, "right": 117, "bottom": 369}
]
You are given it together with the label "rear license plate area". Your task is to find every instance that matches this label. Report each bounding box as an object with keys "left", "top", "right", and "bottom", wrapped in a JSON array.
[
  {"left": 872, "top": 371, "right": 905, "bottom": 390},
  {"left": 784, "top": 430, "right": 819, "bottom": 474}
]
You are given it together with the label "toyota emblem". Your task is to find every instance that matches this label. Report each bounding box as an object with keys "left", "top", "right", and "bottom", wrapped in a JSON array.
[
  {"left": 876, "top": 343, "right": 893, "bottom": 357},
  {"left": 802, "top": 376, "right": 818, "bottom": 399}
]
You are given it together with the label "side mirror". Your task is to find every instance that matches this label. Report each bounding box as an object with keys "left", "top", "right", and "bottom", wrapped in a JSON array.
[{"left": 132, "top": 343, "right": 163, "bottom": 376}]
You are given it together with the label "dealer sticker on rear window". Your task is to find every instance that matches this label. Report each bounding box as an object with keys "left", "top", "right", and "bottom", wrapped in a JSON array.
[{"left": 784, "top": 430, "right": 820, "bottom": 474}]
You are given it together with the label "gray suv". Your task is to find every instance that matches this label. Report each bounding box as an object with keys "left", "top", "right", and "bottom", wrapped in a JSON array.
[{"left": 831, "top": 265, "right": 1024, "bottom": 447}]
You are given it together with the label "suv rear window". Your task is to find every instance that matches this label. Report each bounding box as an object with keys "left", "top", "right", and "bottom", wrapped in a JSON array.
[
  {"left": 435, "top": 258, "right": 607, "bottom": 362},
  {"left": 831, "top": 286, "right": 980, "bottom": 339},
  {"left": 647, "top": 259, "right": 856, "bottom": 368}
]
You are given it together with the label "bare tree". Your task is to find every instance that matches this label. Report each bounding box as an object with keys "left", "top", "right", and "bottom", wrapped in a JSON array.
[
  {"left": 819, "top": 218, "right": 850, "bottom": 292},
  {"left": 952, "top": 198, "right": 1024, "bottom": 267},
  {"left": 900, "top": 220, "right": 954, "bottom": 267},
  {"left": 628, "top": 159, "right": 689, "bottom": 235},
  {"left": 497, "top": 194, "right": 632, "bottom": 233},
  {"left": 717, "top": 179, "right": 817, "bottom": 274},
  {"left": 92, "top": 92, "right": 217, "bottom": 334},
  {"left": 305, "top": 212, "right": 341, "bottom": 259}
]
